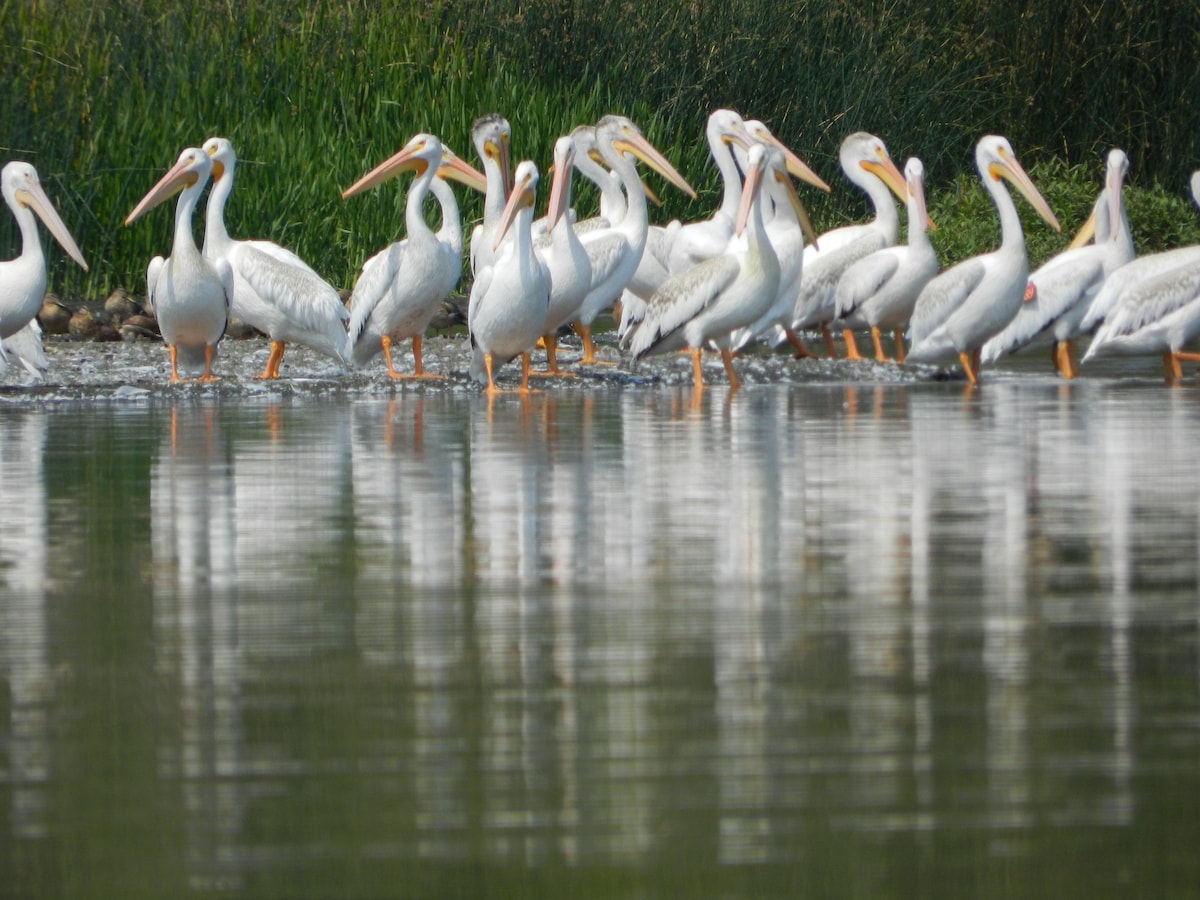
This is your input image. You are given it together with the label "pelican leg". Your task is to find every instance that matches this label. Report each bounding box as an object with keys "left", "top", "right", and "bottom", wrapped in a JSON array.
[
  {"left": 690, "top": 347, "right": 706, "bottom": 390},
  {"left": 571, "top": 321, "right": 614, "bottom": 366},
  {"left": 1172, "top": 350, "right": 1200, "bottom": 365},
  {"left": 821, "top": 324, "right": 838, "bottom": 358},
  {"left": 785, "top": 328, "right": 816, "bottom": 359},
  {"left": 195, "top": 345, "right": 219, "bottom": 384},
  {"left": 1056, "top": 340, "right": 1078, "bottom": 380},
  {"left": 167, "top": 345, "right": 182, "bottom": 383},
  {"left": 198, "top": 344, "right": 219, "bottom": 382},
  {"left": 893, "top": 329, "right": 907, "bottom": 364},
  {"left": 381, "top": 335, "right": 400, "bottom": 378},
  {"left": 719, "top": 347, "right": 741, "bottom": 391},
  {"left": 842, "top": 329, "right": 863, "bottom": 360},
  {"left": 1163, "top": 352, "right": 1184, "bottom": 382},
  {"left": 958, "top": 350, "right": 979, "bottom": 386},
  {"left": 531, "top": 333, "right": 576, "bottom": 378},
  {"left": 404, "top": 335, "right": 443, "bottom": 380},
  {"left": 517, "top": 352, "right": 537, "bottom": 394},
  {"left": 483, "top": 352, "right": 503, "bottom": 395},
  {"left": 258, "top": 340, "right": 285, "bottom": 379},
  {"left": 573, "top": 322, "right": 596, "bottom": 364},
  {"left": 870, "top": 327, "right": 888, "bottom": 362}
]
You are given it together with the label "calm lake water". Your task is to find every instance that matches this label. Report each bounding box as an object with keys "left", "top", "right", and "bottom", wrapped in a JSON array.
[{"left": 1, "top": 371, "right": 1199, "bottom": 897}]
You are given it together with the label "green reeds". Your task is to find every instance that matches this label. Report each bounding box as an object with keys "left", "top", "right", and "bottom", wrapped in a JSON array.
[{"left": 2, "top": 0, "right": 1198, "bottom": 300}]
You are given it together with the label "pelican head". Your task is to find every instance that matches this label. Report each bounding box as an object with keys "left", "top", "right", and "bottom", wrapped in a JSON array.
[
  {"left": 472, "top": 113, "right": 512, "bottom": 201},
  {"left": 493, "top": 159, "right": 539, "bottom": 252},
  {"left": 976, "top": 135, "right": 1061, "bottom": 232},
  {"left": 841, "top": 131, "right": 908, "bottom": 203},
  {"left": 2, "top": 161, "right": 88, "bottom": 270},
  {"left": 744, "top": 119, "right": 831, "bottom": 193},
  {"left": 202, "top": 136, "right": 237, "bottom": 183},
  {"left": 544, "top": 135, "right": 577, "bottom": 231},
  {"left": 596, "top": 115, "right": 697, "bottom": 199},
  {"left": 125, "top": 147, "right": 214, "bottom": 226},
  {"left": 904, "top": 157, "right": 935, "bottom": 233},
  {"left": 342, "top": 133, "right": 445, "bottom": 199},
  {"left": 736, "top": 142, "right": 808, "bottom": 241}
]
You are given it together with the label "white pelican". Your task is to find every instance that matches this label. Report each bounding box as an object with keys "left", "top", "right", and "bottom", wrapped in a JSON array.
[
  {"left": 980, "top": 148, "right": 1134, "bottom": 378},
  {"left": 201, "top": 137, "right": 349, "bottom": 378},
  {"left": 906, "top": 135, "right": 1061, "bottom": 385},
  {"left": 790, "top": 132, "right": 909, "bottom": 356},
  {"left": 1081, "top": 172, "right": 1200, "bottom": 380},
  {"left": 727, "top": 118, "right": 827, "bottom": 350},
  {"left": 533, "top": 135, "right": 591, "bottom": 374},
  {"left": 1078, "top": 171, "right": 1200, "bottom": 335},
  {"left": 468, "top": 160, "right": 551, "bottom": 394},
  {"left": 662, "top": 109, "right": 757, "bottom": 277},
  {"left": 343, "top": 133, "right": 486, "bottom": 378},
  {"left": 572, "top": 115, "right": 696, "bottom": 364},
  {"left": 629, "top": 142, "right": 803, "bottom": 391},
  {"left": 833, "top": 156, "right": 938, "bottom": 362},
  {"left": 469, "top": 113, "right": 512, "bottom": 278},
  {"left": 0, "top": 162, "right": 88, "bottom": 361},
  {"left": 126, "top": 147, "right": 233, "bottom": 382}
]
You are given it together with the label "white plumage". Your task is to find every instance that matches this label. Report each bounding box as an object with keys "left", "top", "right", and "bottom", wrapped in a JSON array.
[
  {"left": 344, "top": 133, "right": 486, "bottom": 378},
  {"left": 126, "top": 147, "right": 233, "bottom": 382},
  {"left": 834, "top": 157, "right": 938, "bottom": 362},
  {"left": 202, "top": 137, "right": 349, "bottom": 378},
  {"left": 0, "top": 161, "right": 88, "bottom": 369},
  {"left": 468, "top": 160, "right": 551, "bottom": 393},
  {"left": 981, "top": 148, "right": 1134, "bottom": 377},
  {"left": 906, "top": 135, "right": 1061, "bottom": 385}
]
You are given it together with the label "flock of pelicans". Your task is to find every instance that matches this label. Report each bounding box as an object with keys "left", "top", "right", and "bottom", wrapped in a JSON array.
[{"left": 4, "top": 110, "right": 1200, "bottom": 390}]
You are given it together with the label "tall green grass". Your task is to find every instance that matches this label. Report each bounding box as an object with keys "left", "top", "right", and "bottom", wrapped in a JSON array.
[{"left": 2, "top": 0, "right": 1199, "bottom": 300}]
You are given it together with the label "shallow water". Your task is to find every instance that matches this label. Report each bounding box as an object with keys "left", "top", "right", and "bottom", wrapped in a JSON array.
[{"left": 1, "top": 341, "right": 1199, "bottom": 898}]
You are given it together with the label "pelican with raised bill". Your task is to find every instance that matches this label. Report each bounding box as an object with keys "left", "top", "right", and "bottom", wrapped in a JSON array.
[
  {"left": 833, "top": 156, "right": 938, "bottom": 362},
  {"left": 906, "top": 136, "right": 1061, "bottom": 385},
  {"left": 343, "top": 133, "right": 486, "bottom": 379},
  {"left": 126, "top": 147, "right": 233, "bottom": 382},
  {"left": 201, "top": 137, "right": 350, "bottom": 378},
  {"left": 629, "top": 142, "right": 800, "bottom": 392},
  {"left": 468, "top": 160, "right": 551, "bottom": 394},
  {"left": 789, "top": 131, "right": 909, "bottom": 357},
  {"left": 0, "top": 161, "right": 88, "bottom": 372},
  {"left": 469, "top": 113, "right": 513, "bottom": 278},
  {"left": 533, "top": 135, "right": 592, "bottom": 375},
  {"left": 981, "top": 148, "right": 1134, "bottom": 378}
]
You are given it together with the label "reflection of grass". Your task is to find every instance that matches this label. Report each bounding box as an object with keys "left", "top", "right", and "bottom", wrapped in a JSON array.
[{"left": 2, "top": 1, "right": 1198, "bottom": 299}]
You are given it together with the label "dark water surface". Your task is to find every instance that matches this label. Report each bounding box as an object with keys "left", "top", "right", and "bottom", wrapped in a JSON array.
[{"left": 1, "top": 374, "right": 1198, "bottom": 897}]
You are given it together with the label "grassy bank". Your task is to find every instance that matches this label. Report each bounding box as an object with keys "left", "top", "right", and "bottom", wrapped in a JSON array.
[{"left": 2, "top": 0, "right": 1199, "bottom": 300}]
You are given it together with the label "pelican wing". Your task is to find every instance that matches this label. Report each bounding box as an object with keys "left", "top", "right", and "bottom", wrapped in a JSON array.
[
  {"left": 1098, "top": 257, "right": 1200, "bottom": 340},
  {"left": 0, "top": 319, "right": 48, "bottom": 378},
  {"left": 907, "top": 257, "right": 987, "bottom": 348},
  {"left": 582, "top": 231, "right": 633, "bottom": 291},
  {"left": 145, "top": 255, "right": 166, "bottom": 314},
  {"left": 233, "top": 241, "right": 348, "bottom": 333},
  {"left": 1081, "top": 246, "right": 1200, "bottom": 332},
  {"left": 981, "top": 250, "right": 1106, "bottom": 362},
  {"left": 347, "top": 241, "right": 406, "bottom": 348},
  {"left": 629, "top": 255, "right": 740, "bottom": 358},
  {"left": 834, "top": 249, "right": 901, "bottom": 319}
]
